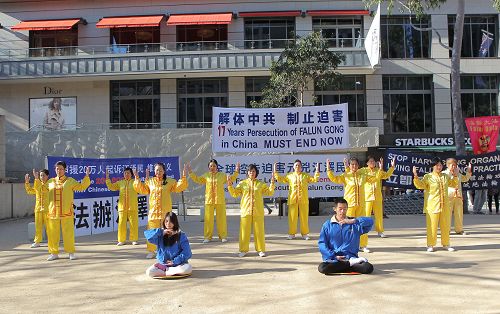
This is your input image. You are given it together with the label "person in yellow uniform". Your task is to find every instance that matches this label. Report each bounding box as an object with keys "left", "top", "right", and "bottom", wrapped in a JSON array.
[
  {"left": 227, "top": 164, "right": 275, "bottom": 257},
  {"left": 188, "top": 159, "right": 239, "bottom": 243},
  {"left": 106, "top": 167, "right": 139, "bottom": 246},
  {"left": 326, "top": 157, "right": 383, "bottom": 253},
  {"left": 274, "top": 160, "right": 320, "bottom": 240},
  {"left": 134, "top": 162, "right": 188, "bottom": 259},
  {"left": 356, "top": 156, "right": 396, "bottom": 238},
  {"left": 46, "top": 161, "right": 91, "bottom": 261},
  {"left": 443, "top": 158, "right": 472, "bottom": 235},
  {"left": 25, "top": 169, "right": 50, "bottom": 248},
  {"left": 413, "top": 157, "right": 459, "bottom": 252}
]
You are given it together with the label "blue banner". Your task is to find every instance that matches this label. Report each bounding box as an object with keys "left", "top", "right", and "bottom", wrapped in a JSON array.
[
  {"left": 383, "top": 149, "right": 500, "bottom": 190},
  {"left": 46, "top": 156, "right": 180, "bottom": 199}
]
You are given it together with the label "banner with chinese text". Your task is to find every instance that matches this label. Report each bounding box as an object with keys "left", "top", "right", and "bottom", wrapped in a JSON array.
[
  {"left": 465, "top": 116, "right": 500, "bottom": 154},
  {"left": 212, "top": 104, "right": 349, "bottom": 152}
]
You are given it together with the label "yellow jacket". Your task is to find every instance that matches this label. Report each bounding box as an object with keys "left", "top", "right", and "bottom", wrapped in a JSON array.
[
  {"left": 228, "top": 178, "right": 275, "bottom": 217},
  {"left": 134, "top": 176, "right": 187, "bottom": 220},
  {"left": 189, "top": 171, "right": 238, "bottom": 205},
  {"left": 274, "top": 172, "right": 320, "bottom": 205},
  {"left": 442, "top": 169, "right": 471, "bottom": 198},
  {"left": 414, "top": 172, "right": 459, "bottom": 214},
  {"left": 47, "top": 175, "right": 91, "bottom": 219},
  {"left": 25, "top": 179, "right": 49, "bottom": 212},
  {"left": 327, "top": 170, "right": 382, "bottom": 208},
  {"left": 358, "top": 166, "right": 395, "bottom": 202},
  {"left": 106, "top": 178, "right": 138, "bottom": 212}
]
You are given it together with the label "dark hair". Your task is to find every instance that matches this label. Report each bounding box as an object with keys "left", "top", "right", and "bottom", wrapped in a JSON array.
[
  {"left": 55, "top": 161, "right": 67, "bottom": 169},
  {"left": 294, "top": 159, "right": 302, "bottom": 165},
  {"left": 40, "top": 169, "right": 50, "bottom": 176},
  {"left": 247, "top": 164, "right": 259, "bottom": 177},
  {"left": 431, "top": 157, "right": 442, "bottom": 167},
  {"left": 208, "top": 159, "right": 219, "bottom": 167},
  {"left": 163, "top": 212, "right": 180, "bottom": 247},
  {"left": 335, "top": 198, "right": 349, "bottom": 207},
  {"left": 48, "top": 97, "right": 62, "bottom": 110},
  {"left": 349, "top": 157, "right": 359, "bottom": 165},
  {"left": 366, "top": 155, "right": 376, "bottom": 162},
  {"left": 124, "top": 167, "right": 133, "bottom": 175},
  {"left": 155, "top": 163, "right": 167, "bottom": 185}
]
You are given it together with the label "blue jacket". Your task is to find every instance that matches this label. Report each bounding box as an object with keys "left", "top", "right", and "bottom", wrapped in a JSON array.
[
  {"left": 318, "top": 216, "right": 373, "bottom": 262},
  {"left": 144, "top": 228, "right": 192, "bottom": 266}
]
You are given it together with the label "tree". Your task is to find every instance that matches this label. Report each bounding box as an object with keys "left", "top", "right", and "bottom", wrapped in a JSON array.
[
  {"left": 364, "top": 0, "right": 500, "bottom": 156},
  {"left": 251, "top": 31, "right": 345, "bottom": 108}
]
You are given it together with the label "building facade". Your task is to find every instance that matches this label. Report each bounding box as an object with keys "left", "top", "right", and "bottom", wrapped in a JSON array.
[{"left": 0, "top": 0, "right": 499, "bottom": 168}]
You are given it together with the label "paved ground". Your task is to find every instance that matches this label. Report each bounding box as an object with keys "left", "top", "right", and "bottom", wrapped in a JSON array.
[{"left": 1, "top": 212, "right": 499, "bottom": 313}]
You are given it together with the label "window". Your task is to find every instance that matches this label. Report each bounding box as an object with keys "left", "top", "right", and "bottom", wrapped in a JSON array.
[
  {"left": 461, "top": 75, "right": 498, "bottom": 117},
  {"left": 448, "top": 16, "right": 497, "bottom": 57},
  {"left": 110, "top": 27, "right": 160, "bottom": 53},
  {"left": 177, "top": 25, "right": 228, "bottom": 50},
  {"left": 29, "top": 29, "right": 78, "bottom": 57},
  {"left": 110, "top": 80, "right": 160, "bottom": 129},
  {"left": 312, "top": 17, "right": 363, "bottom": 48},
  {"left": 245, "top": 77, "right": 270, "bottom": 107},
  {"left": 244, "top": 18, "right": 295, "bottom": 49},
  {"left": 383, "top": 76, "right": 433, "bottom": 133},
  {"left": 315, "top": 76, "right": 366, "bottom": 123},
  {"left": 381, "top": 16, "right": 430, "bottom": 59},
  {"left": 177, "top": 78, "right": 228, "bottom": 128}
]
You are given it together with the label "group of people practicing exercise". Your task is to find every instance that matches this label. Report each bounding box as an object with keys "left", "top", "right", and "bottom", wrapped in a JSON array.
[{"left": 24, "top": 155, "right": 472, "bottom": 277}]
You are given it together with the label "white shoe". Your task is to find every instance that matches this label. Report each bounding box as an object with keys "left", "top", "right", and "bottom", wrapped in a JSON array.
[
  {"left": 132, "top": 241, "right": 139, "bottom": 245},
  {"left": 349, "top": 257, "right": 368, "bottom": 266},
  {"left": 31, "top": 242, "right": 40, "bottom": 248},
  {"left": 286, "top": 235, "right": 295, "bottom": 240},
  {"left": 146, "top": 252, "right": 155, "bottom": 259},
  {"left": 202, "top": 239, "right": 210, "bottom": 244},
  {"left": 117, "top": 242, "right": 125, "bottom": 246},
  {"left": 361, "top": 247, "right": 371, "bottom": 253},
  {"left": 427, "top": 246, "right": 435, "bottom": 252},
  {"left": 444, "top": 246, "right": 456, "bottom": 252},
  {"left": 378, "top": 232, "right": 387, "bottom": 238},
  {"left": 47, "top": 254, "right": 59, "bottom": 261},
  {"left": 69, "top": 253, "right": 76, "bottom": 260},
  {"left": 221, "top": 238, "right": 228, "bottom": 243},
  {"left": 258, "top": 251, "right": 266, "bottom": 257},
  {"left": 238, "top": 252, "right": 247, "bottom": 258},
  {"left": 302, "top": 234, "right": 310, "bottom": 241}
]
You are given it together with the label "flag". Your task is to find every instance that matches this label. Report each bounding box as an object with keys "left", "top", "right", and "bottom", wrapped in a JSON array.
[
  {"left": 478, "top": 32, "right": 493, "bottom": 57},
  {"left": 364, "top": 3, "right": 381, "bottom": 68},
  {"left": 465, "top": 116, "right": 500, "bottom": 155}
]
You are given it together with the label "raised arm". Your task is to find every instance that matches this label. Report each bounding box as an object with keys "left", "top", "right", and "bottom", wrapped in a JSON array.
[
  {"left": 379, "top": 158, "right": 396, "bottom": 180},
  {"left": 143, "top": 228, "right": 163, "bottom": 247},
  {"left": 326, "top": 159, "right": 345, "bottom": 184},
  {"left": 273, "top": 162, "right": 289, "bottom": 184},
  {"left": 461, "top": 162, "right": 472, "bottom": 183},
  {"left": 307, "top": 163, "right": 320, "bottom": 183},
  {"left": 105, "top": 170, "right": 120, "bottom": 191},
  {"left": 72, "top": 167, "right": 91, "bottom": 191},
  {"left": 262, "top": 175, "right": 275, "bottom": 197},
  {"left": 24, "top": 173, "right": 36, "bottom": 195},
  {"left": 413, "top": 166, "right": 427, "bottom": 190},
  {"left": 133, "top": 169, "right": 150, "bottom": 195},
  {"left": 188, "top": 162, "right": 206, "bottom": 185},
  {"left": 227, "top": 175, "right": 242, "bottom": 198},
  {"left": 171, "top": 164, "right": 188, "bottom": 193}
]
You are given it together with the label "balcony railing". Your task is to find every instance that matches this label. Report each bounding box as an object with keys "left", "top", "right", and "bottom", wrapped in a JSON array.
[
  {"left": 28, "top": 120, "right": 369, "bottom": 131},
  {"left": 1, "top": 39, "right": 365, "bottom": 59},
  {"left": 0, "top": 39, "right": 370, "bottom": 79}
]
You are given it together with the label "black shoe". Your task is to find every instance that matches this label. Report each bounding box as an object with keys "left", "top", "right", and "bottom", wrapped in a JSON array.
[{"left": 383, "top": 214, "right": 389, "bottom": 219}]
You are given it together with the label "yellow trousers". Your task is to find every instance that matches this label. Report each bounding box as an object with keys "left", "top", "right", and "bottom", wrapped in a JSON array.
[
  {"left": 347, "top": 205, "right": 368, "bottom": 248},
  {"left": 365, "top": 200, "right": 384, "bottom": 233},
  {"left": 288, "top": 202, "right": 309, "bottom": 236},
  {"left": 426, "top": 211, "right": 450, "bottom": 247},
  {"left": 117, "top": 210, "right": 139, "bottom": 243},
  {"left": 47, "top": 217, "right": 75, "bottom": 254},
  {"left": 146, "top": 219, "right": 162, "bottom": 253},
  {"left": 34, "top": 211, "right": 48, "bottom": 243},
  {"left": 449, "top": 198, "right": 464, "bottom": 233},
  {"left": 204, "top": 204, "right": 227, "bottom": 240},
  {"left": 239, "top": 216, "right": 265, "bottom": 253}
]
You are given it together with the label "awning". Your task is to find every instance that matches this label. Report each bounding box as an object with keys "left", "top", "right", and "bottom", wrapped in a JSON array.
[
  {"left": 166, "top": 13, "right": 233, "bottom": 25},
  {"left": 11, "top": 18, "right": 83, "bottom": 31},
  {"left": 307, "top": 10, "right": 370, "bottom": 16},
  {"left": 96, "top": 15, "right": 165, "bottom": 28},
  {"left": 239, "top": 11, "right": 302, "bottom": 18}
]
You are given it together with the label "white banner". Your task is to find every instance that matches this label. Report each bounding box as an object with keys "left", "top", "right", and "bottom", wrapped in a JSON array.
[
  {"left": 217, "top": 154, "right": 347, "bottom": 198},
  {"left": 212, "top": 104, "right": 349, "bottom": 153},
  {"left": 364, "top": 3, "right": 381, "bottom": 68}
]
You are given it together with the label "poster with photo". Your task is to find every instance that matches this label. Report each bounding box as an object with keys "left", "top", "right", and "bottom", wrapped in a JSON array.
[{"left": 29, "top": 97, "right": 77, "bottom": 130}]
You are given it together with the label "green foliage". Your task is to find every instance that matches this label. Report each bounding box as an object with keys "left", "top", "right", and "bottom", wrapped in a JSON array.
[{"left": 251, "top": 32, "right": 345, "bottom": 108}]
